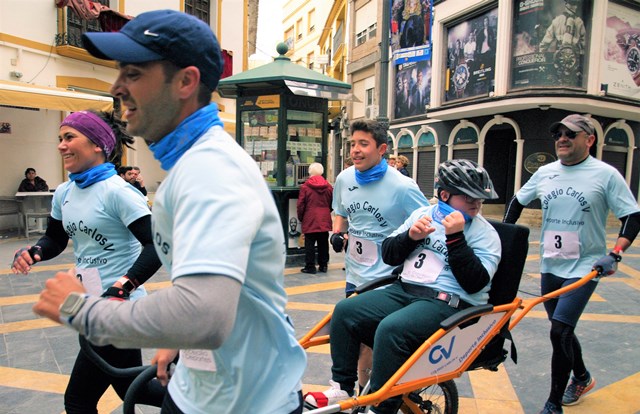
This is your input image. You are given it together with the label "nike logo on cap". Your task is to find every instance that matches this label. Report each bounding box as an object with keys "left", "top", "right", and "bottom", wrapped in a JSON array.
[{"left": 144, "top": 29, "right": 159, "bottom": 37}]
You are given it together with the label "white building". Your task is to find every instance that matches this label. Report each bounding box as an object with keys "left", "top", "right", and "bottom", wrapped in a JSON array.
[{"left": 0, "top": 0, "right": 252, "bottom": 230}]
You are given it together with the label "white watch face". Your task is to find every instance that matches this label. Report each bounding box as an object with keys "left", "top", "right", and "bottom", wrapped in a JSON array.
[{"left": 60, "top": 293, "right": 86, "bottom": 318}]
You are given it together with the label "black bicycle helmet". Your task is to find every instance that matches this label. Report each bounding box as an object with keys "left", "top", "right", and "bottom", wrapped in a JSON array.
[{"left": 434, "top": 159, "right": 498, "bottom": 200}]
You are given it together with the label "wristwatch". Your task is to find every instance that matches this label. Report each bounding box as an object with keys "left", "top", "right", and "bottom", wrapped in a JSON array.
[
  {"left": 626, "top": 44, "right": 640, "bottom": 86},
  {"left": 117, "top": 276, "right": 137, "bottom": 294},
  {"left": 59, "top": 292, "right": 88, "bottom": 324}
]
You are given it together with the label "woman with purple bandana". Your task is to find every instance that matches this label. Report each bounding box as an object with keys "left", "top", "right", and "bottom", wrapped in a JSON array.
[{"left": 11, "top": 110, "right": 162, "bottom": 413}]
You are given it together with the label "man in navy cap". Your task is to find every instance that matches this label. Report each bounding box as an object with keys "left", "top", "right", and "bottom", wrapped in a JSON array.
[
  {"left": 504, "top": 114, "right": 640, "bottom": 414},
  {"left": 33, "top": 10, "right": 306, "bottom": 414}
]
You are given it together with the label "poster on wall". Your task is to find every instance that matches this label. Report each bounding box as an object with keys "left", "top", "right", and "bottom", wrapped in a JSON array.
[
  {"left": 391, "top": 0, "right": 432, "bottom": 64},
  {"left": 603, "top": 2, "right": 640, "bottom": 100},
  {"left": 445, "top": 8, "right": 498, "bottom": 101},
  {"left": 511, "top": 0, "right": 591, "bottom": 89},
  {"left": 287, "top": 199, "right": 303, "bottom": 249},
  {"left": 394, "top": 60, "right": 432, "bottom": 119}
]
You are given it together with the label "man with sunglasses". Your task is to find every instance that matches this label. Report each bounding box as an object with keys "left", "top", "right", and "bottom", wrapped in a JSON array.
[{"left": 503, "top": 114, "right": 640, "bottom": 414}]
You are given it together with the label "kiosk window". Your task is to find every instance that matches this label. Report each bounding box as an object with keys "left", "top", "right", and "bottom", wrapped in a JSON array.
[
  {"left": 241, "top": 109, "right": 279, "bottom": 186},
  {"left": 286, "top": 110, "right": 323, "bottom": 186}
]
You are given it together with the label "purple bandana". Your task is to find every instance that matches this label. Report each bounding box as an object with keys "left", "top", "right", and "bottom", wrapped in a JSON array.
[{"left": 60, "top": 111, "right": 116, "bottom": 157}]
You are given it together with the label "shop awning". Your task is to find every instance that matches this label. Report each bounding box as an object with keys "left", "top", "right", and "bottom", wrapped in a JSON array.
[{"left": 0, "top": 81, "right": 113, "bottom": 112}]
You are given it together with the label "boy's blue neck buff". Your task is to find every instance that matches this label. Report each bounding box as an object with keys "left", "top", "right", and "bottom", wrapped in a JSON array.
[
  {"left": 432, "top": 200, "right": 472, "bottom": 224},
  {"left": 69, "top": 163, "right": 116, "bottom": 189},
  {"left": 355, "top": 158, "right": 388, "bottom": 185},
  {"left": 149, "top": 103, "right": 223, "bottom": 171}
]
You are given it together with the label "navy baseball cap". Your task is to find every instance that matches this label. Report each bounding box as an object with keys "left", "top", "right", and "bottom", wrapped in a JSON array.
[{"left": 82, "top": 9, "right": 223, "bottom": 91}]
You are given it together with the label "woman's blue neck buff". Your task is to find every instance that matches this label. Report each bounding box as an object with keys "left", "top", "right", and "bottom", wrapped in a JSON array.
[
  {"left": 432, "top": 200, "right": 472, "bottom": 223},
  {"left": 69, "top": 163, "right": 116, "bottom": 189},
  {"left": 355, "top": 158, "right": 388, "bottom": 185},
  {"left": 149, "top": 103, "right": 224, "bottom": 171}
]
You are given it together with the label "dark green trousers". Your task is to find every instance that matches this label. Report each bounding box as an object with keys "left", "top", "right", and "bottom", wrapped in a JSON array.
[{"left": 329, "top": 280, "right": 457, "bottom": 413}]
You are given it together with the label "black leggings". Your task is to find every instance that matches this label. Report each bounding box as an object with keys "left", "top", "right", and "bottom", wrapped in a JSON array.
[
  {"left": 548, "top": 320, "right": 587, "bottom": 406},
  {"left": 64, "top": 337, "right": 144, "bottom": 414}
]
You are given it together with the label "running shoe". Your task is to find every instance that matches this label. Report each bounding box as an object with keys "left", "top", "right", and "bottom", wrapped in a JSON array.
[
  {"left": 562, "top": 374, "right": 595, "bottom": 406},
  {"left": 539, "top": 401, "right": 563, "bottom": 414},
  {"left": 304, "top": 380, "right": 352, "bottom": 408}
]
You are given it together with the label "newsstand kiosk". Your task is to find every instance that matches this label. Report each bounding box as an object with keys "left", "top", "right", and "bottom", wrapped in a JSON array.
[{"left": 218, "top": 43, "right": 351, "bottom": 261}]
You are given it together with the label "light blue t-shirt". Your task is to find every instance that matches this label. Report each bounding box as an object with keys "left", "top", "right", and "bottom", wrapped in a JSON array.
[
  {"left": 389, "top": 204, "right": 501, "bottom": 305},
  {"left": 50, "top": 175, "right": 150, "bottom": 300},
  {"left": 152, "top": 126, "right": 306, "bottom": 414},
  {"left": 333, "top": 166, "right": 429, "bottom": 286},
  {"left": 516, "top": 156, "right": 639, "bottom": 278}
]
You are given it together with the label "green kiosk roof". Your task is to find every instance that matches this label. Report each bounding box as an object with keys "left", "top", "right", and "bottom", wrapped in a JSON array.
[{"left": 218, "top": 43, "right": 352, "bottom": 101}]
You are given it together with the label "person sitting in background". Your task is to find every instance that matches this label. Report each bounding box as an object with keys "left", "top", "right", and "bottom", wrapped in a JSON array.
[
  {"left": 18, "top": 168, "right": 49, "bottom": 192},
  {"left": 396, "top": 155, "right": 410, "bottom": 177},
  {"left": 117, "top": 165, "right": 133, "bottom": 180},
  {"left": 297, "top": 162, "right": 333, "bottom": 274},
  {"left": 118, "top": 165, "right": 147, "bottom": 196},
  {"left": 130, "top": 166, "right": 147, "bottom": 196}
]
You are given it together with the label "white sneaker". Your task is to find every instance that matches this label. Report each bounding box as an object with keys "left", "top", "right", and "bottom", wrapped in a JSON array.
[{"left": 304, "top": 380, "right": 352, "bottom": 408}]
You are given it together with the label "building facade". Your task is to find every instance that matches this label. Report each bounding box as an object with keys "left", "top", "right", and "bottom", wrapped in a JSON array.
[
  {"left": 0, "top": 0, "right": 253, "bottom": 230},
  {"left": 344, "top": 0, "right": 640, "bottom": 214}
]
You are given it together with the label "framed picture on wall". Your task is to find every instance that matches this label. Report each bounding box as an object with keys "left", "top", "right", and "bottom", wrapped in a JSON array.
[
  {"left": 444, "top": 7, "right": 498, "bottom": 102},
  {"left": 511, "top": 0, "right": 592, "bottom": 90}
]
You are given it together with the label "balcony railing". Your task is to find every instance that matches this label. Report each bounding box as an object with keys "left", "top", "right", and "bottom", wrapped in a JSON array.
[
  {"left": 333, "top": 22, "right": 344, "bottom": 52},
  {"left": 55, "top": 1, "right": 129, "bottom": 48}
]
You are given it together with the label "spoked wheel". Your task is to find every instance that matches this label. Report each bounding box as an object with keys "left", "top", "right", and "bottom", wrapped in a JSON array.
[{"left": 399, "top": 380, "right": 458, "bottom": 414}]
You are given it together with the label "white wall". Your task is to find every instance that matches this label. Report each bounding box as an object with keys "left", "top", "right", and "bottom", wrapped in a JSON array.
[
  {"left": 0, "top": 0, "right": 59, "bottom": 45},
  {"left": 0, "top": 106, "right": 63, "bottom": 195},
  {"left": 124, "top": 0, "right": 180, "bottom": 17}
]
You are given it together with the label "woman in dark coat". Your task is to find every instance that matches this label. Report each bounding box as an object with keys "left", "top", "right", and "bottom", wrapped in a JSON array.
[{"left": 297, "top": 162, "right": 333, "bottom": 274}]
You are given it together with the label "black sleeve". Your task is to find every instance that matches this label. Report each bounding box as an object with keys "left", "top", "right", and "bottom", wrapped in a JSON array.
[
  {"left": 381, "top": 230, "right": 422, "bottom": 266},
  {"left": 619, "top": 212, "right": 640, "bottom": 244},
  {"left": 503, "top": 195, "right": 524, "bottom": 224},
  {"left": 124, "top": 215, "right": 162, "bottom": 286},
  {"left": 133, "top": 181, "right": 148, "bottom": 196},
  {"left": 34, "top": 217, "right": 69, "bottom": 260},
  {"left": 445, "top": 231, "right": 491, "bottom": 294}
]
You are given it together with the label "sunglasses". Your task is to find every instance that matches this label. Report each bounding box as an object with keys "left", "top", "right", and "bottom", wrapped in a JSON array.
[{"left": 551, "top": 130, "right": 581, "bottom": 141}]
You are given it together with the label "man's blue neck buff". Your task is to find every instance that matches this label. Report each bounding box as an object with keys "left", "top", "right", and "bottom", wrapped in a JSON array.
[
  {"left": 69, "top": 163, "right": 116, "bottom": 189},
  {"left": 149, "top": 103, "right": 224, "bottom": 171},
  {"left": 355, "top": 158, "right": 388, "bottom": 185},
  {"left": 432, "top": 200, "right": 472, "bottom": 223}
]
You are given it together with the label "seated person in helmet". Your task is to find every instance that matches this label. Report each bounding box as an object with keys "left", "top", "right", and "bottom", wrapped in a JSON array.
[{"left": 305, "top": 159, "right": 502, "bottom": 413}]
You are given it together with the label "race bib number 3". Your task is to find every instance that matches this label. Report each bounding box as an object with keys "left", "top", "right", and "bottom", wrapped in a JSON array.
[
  {"left": 348, "top": 236, "right": 378, "bottom": 266},
  {"left": 542, "top": 230, "right": 580, "bottom": 259},
  {"left": 400, "top": 249, "right": 444, "bottom": 284}
]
